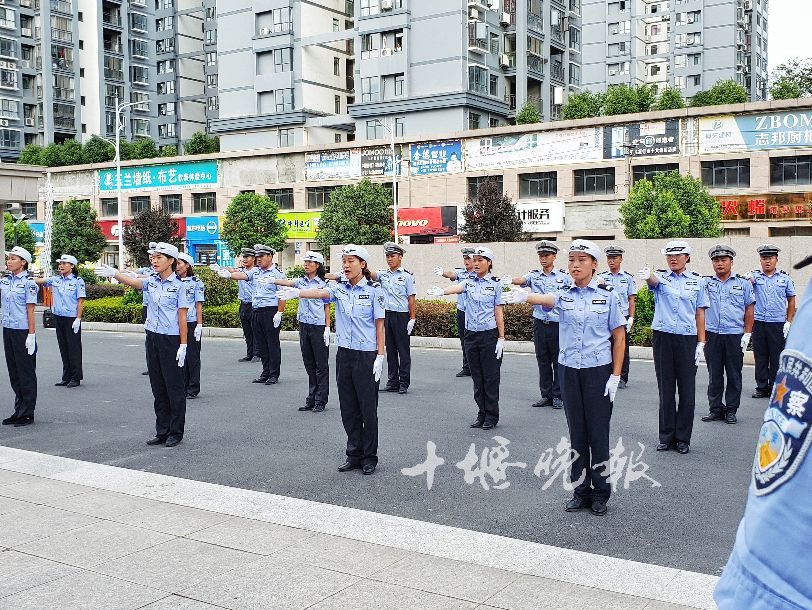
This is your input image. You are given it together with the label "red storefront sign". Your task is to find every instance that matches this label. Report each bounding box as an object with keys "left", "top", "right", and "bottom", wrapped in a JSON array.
[
  {"left": 717, "top": 193, "right": 812, "bottom": 221},
  {"left": 396, "top": 206, "right": 458, "bottom": 236},
  {"left": 97, "top": 218, "right": 186, "bottom": 240}
]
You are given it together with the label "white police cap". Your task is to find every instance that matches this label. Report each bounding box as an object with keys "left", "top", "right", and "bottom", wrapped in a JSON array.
[
  {"left": 176, "top": 252, "right": 194, "bottom": 266},
  {"left": 148, "top": 242, "right": 158, "bottom": 251},
  {"left": 5, "top": 246, "right": 32, "bottom": 264},
  {"left": 535, "top": 240, "right": 559, "bottom": 254},
  {"left": 302, "top": 250, "right": 325, "bottom": 264},
  {"left": 604, "top": 244, "right": 625, "bottom": 256},
  {"left": 56, "top": 254, "right": 78, "bottom": 266},
  {"left": 708, "top": 244, "right": 736, "bottom": 259},
  {"left": 472, "top": 246, "right": 494, "bottom": 261},
  {"left": 661, "top": 240, "right": 692, "bottom": 256},
  {"left": 568, "top": 239, "right": 601, "bottom": 260},
  {"left": 147, "top": 242, "right": 180, "bottom": 259},
  {"left": 383, "top": 241, "right": 405, "bottom": 255},
  {"left": 342, "top": 244, "right": 370, "bottom": 261}
]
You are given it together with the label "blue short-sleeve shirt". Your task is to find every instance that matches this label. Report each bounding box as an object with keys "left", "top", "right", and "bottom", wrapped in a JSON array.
[
  {"left": 752, "top": 270, "right": 796, "bottom": 322},
  {"left": 522, "top": 268, "right": 572, "bottom": 322},
  {"left": 247, "top": 266, "right": 286, "bottom": 308},
  {"left": 705, "top": 274, "right": 755, "bottom": 335},
  {"left": 377, "top": 268, "right": 416, "bottom": 313},
  {"left": 142, "top": 272, "right": 191, "bottom": 336},
  {"left": 327, "top": 277, "right": 385, "bottom": 351},
  {"left": 182, "top": 276, "right": 205, "bottom": 322},
  {"left": 0, "top": 271, "right": 38, "bottom": 330},
  {"left": 296, "top": 275, "right": 330, "bottom": 326},
  {"left": 238, "top": 267, "right": 255, "bottom": 303},
  {"left": 651, "top": 269, "right": 708, "bottom": 336},
  {"left": 452, "top": 268, "right": 475, "bottom": 311},
  {"left": 461, "top": 273, "right": 504, "bottom": 332},
  {"left": 597, "top": 270, "right": 636, "bottom": 318},
  {"left": 47, "top": 274, "right": 86, "bottom": 317}
]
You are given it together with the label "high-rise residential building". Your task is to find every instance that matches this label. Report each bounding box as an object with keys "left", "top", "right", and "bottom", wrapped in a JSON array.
[{"left": 581, "top": 0, "right": 769, "bottom": 102}]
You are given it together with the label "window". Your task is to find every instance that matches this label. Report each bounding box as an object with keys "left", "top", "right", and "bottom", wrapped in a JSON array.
[
  {"left": 266, "top": 188, "right": 293, "bottom": 210},
  {"left": 690, "top": 74, "right": 701, "bottom": 87},
  {"left": 366, "top": 119, "right": 383, "bottom": 140},
  {"left": 489, "top": 118, "right": 499, "bottom": 128},
  {"left": 273, "top": 47, "right": 292, "bottom": 73},
  {"left": 0, "top": 97, "right": 17, "bottom": 120},
  {"left": 206, "top": 51, "right": 216, "bottom": 65},
  {"left": 468, "top": 65, "right": 487, "bottom": 94},
  {"left": 0, "top": 7, "right": 15, "bottom": 30},
  {"left": 569, "top": 26, "right": 581, "bottom": 53},
  {"left": 632, "top": 163, "right": 679, "bottom": 183},
  {"left": 205, "top": 29, "right": 216, "bottom": 45},
  {"left": 701, "top": 159, "right": 750, "bottom": 189},
  {"left": 360, "top": 0, "right": 380, "bottom": 16},
  {"left": 130, "top": 13, "right": 148, "bottom": 32},
  {"left": 156, "top": 17, "right": 172, "bottom": 31},
  {"left": 208, "top": 96, "right": 218, "bottom": 110},
  {"left": 574, "top": 168, "right": 615, "bottom": 195},
  {"left": 131, "top": 65, "right": 149, "bottom": 84},
  {"left": 275, "top": 88, "right": 294, "bottom": 112},
  {"left": 334, "top": 57, "right": 340, "bottom": 76},
  {"left": 651, "top": 65, "right": 660, "bottom": 76},
  {"left": 131, "top": 118, "right": 150, "bottom": 136},
  {"left": 157, "top": 59, "right": 175, "bottom": 74},
  {"left": 675, "top": 54, "right": 686, "bottom": 67},
  {"left": 0, "top": 37, "right": 16, "bottom": 59},
  {"left": 158, "top": 102, "right": 175, "bottom": 115},
  {"left": 394, "top": 73, "right": 404, "bottom": 96},
  {"left": 361, "top": 33, "right": 379, "bottom": 59},
  {"left": 307, "top": 186, "right": 338, "bottom": 209},
  {"left": 279, "top": 128, "right": 294, "bottom": 147},
  {"left": 0, "top": 68, "right": 18, "bottom": 90},
  {"left": 101, "top": 198, "right": 117, "bottom": 217},
  {"left": 52, "top": 74, "right": 74, "bottom": 100},
  {"left": 569, "top": 63, "right": 580, "bottom": 86},
  {"left": 770, "top": 156, "right": 812, "bottom": 186},
  {"left": 334, "top": 95, "right": 340, "bottom": 113},
  {"left": 130, "top": 196, "right": 151, "bottom": 215},
  {"left": 395, "top": 117, "right": 404, "bottom": 137},
  {"left": 193, "top": 192, "right": 216, "bottom": 214},
  {"left": 206, "top": 74, "right": 217, "bottom": 88},
  {"left": 158, "top": 80, "right": 175, "bottom": 94},
  {"left": 104, "top": 55, "right": 124, "bottom": 80},
  {"left": 649, "top": 44, "right": 658, "bottom": 55},
  {"left": 0, "top": 129, "right": 19, "bottom": 148},
  {"left": 161, "top": 194, "right": 181, "bottom": 214},
  {"left": 361, "top": 76, "right": 378, "bottom": 102},
  {"left": 205, "top": 6, "right": 215, "bottom": 20},
  {"left": 468, "top": 112, "right": 480, "bottom": 130},
  {"left": 333, "top": 18, "right": 340, "bottom": 31},
  {"left": 490, "top": 32, "right": 499, "bottom": 55},
  {"left": 519, "top": 172, "right": 557, "bottom": 198},
  {"left": 467, "top": 176, "right": 503, "bottom": 200},
  {"left": 272, "top": 7, "right": 292, "bottom": 32},
  {"left": 489, "top": 74, "right": 498, "bottom": 96},
  {"left": 131, "top": 39, "right": 149, "bottom": 58}
]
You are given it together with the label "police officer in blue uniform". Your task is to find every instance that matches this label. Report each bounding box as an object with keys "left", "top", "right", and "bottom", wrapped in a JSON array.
[
  {"left": 747, "top": 244, "right": 796, "bottom": 399},
  {"left": 129, "top": 244, "right": 157, "bottom": 375},
  {"left": 96, "top": 242, "right": 191, "bottom": 447},
  {"left": 433, "top": 247, "right": 476, "bottom": 377},
  {"left": 715, "top": 252, "right": 812, "bottom": 609},
  {"left": 1, "top": 247, "right": 39, "bottom": 428},
  {"left": 35, "top": 254, "right": 86, "bottom": 388},
  {"left": 638, "top": 240, "right": 708, "bottom": 454},
  {"left": 428, "top": 246, "right": 505, "bottom": 430},
  {"left": 278, "top": 245, "right": 385, "bottom": 475},
  {"left": 508, "top": 241, "right": 571, "bottom": 409},
  {"left": 598, "top": 244, "right": 636, "bottom": 388},
  {"left": 215, "top": 245, "right": 287, "bottom": 384},
  {"left": 176, "top": 253, "right": 205, "bottom": 399},
  {"left": 504, "top": 240, "right": 626, "bottom": 516},
  {"left": 701, "top": 245, "right": 755, "bottom": 425},
  {"left": 266, "top": 251, "right": 331, "bottom": 412},
  {"left": 236, "top": 248, "right": 258, "bottom": 363}
]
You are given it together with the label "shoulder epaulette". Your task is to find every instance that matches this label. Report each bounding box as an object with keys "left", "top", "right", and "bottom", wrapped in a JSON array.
[
  {"left": 689, "top": 270, "right": 701, "bottom": 277},
  {"left": 656, "top": 269, "right": 666, "bottom": 273},
  {"left": 370, "top": 281, "right": 381, "bottom": 288},
  {"left": 530, "top": 269, "right": 539, "bottom": 273},
  {"left": 624, "top": 270, "right": 634, "bottom": 277},
  {"left": 778, "top": 270, "right": 789, "bottom": 276},
  {"left": 558, "top": 268, "right": 566, "bottom": 274},
  {"left": 404, "top": 269, "right": 414, "bottom": 275},
  {"left": 598, "top": 283, "right": 614, "bottom": 292}
]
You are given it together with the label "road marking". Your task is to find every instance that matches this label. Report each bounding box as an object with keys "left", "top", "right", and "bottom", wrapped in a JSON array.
[{"left": 0, "top": 446, "right": 718, "bottom": 609}]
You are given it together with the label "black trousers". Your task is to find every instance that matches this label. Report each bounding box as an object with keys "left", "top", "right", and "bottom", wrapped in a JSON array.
[
  {"left": 705, "top": 332, "right": 743, "bottom": 414},
  {"left": 54, "top": 314, "right": 82, "bottom": 383},
  {"left": 239, "top": 301, "right": 255, "bottom": 359},
  {"left": 336, "top": 347, "right": 378, "bottom": 465},
  {"left": 456, "top": 309, "right": 469, "bottom": 373},
  {"left": 252, "top": 306, "right": 281, "bottom": 380},
  {"left": 652, "top": 330, "right": 697, "bottom": 446},
  {"left": 559, "top": 363, "right": 613, "bottom": 502},
  {"left": 533, "top": 319, "right": 561, "bottom": 400},
  {"left": 384, "top": 310, "right": 411, "bottom": 389},
  {"left": 466, "top": 328, "right": 501, "bottom": 424},
  {"left": 145, "top": 330, "right": 186, "bottom": 440},
  {"left": 300, "top": 322, "right": 329, "bottom": 407},
  {"left": 753, "top": 320, "right": 785, "bottom": 393},
  {"left": 3, "top": 328, "right": 36, "bottom": 419},
  {"left": 184, "top": 322, "right": 201, "bottom": 397}
]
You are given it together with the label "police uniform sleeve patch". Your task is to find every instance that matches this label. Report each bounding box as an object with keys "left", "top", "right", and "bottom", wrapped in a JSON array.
[{"left": 753, "top": 350, "right": 812, "bottom": 496}]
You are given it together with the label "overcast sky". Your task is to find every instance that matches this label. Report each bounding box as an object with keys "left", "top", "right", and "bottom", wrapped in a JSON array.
[{"left": 768, "top": 2, "right": 811, "bottom": 72}]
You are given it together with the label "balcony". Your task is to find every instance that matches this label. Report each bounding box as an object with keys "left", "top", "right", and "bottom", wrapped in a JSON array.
[
  {"left": 104, "top": 67, "right": 124, "bottom": 81},
  {"left": 51, "top": 28, "right": 72, "bottom": 43},
  {"left": 50, "top": 0, "right": 72, "bottom": 14},
  {"left": 20, "top": 0, "right": 40, "bottom": 8},
  {"left": 51, "top": 57, "right": 73, "bottom": 72},
  {"left": 569, "top": 0, "right": 580, "bottom": 14},
  {"left": 551, "top": 25, "right": 564, "bottom": 44},
  {"left": 103, "top": 12, "right": 122, "bottom": 28},
  {"left": 52, "top": 87, "right": 74, "bottom": 101},
  {"left": 527, "top": 53, "right": 543, "bottom": 75},
  {"left": 528, "top": 13, "right": 543, "bottom": 33},
  {"left": 505, "top": 92, "right": 516, "bottom": 110},
  {"left": 104, "top": 39, "right": 123, "bottom": 54},
  {"left": 551, "top": 60, "right": 564, "bottom": 82},
  {"left": 467, "top": 23, "right": 488, "bottom": 53},
  {"left": 53, "top": 115, "right": 76, "bottom": 130}
]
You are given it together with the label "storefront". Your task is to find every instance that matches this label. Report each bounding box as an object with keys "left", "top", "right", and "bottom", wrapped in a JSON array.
[
  {"left": 278, "top": 211, "right": 321, "bottom": 267},
  {"left": 717, "top": 193, "right": 812, "bottom": 237},
  {"left": 184, "top": 216, "right": 220, "bottom": 264},
  {"left": 397, "top": 206, "right": 458, "bottom": 244}
]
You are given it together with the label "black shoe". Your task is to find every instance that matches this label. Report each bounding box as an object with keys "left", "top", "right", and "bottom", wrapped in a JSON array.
[
  {"left": 383, "top": 385, "right": 399, "bottom": 392},
  {"left": 238, "top": 356, "right": 252, "bottom": 362},
  {"left": 54, "top": 381, "right": 68, "bottom": 387},
  {"left": 676, "top": 442, "right": 690, "bottom": 454},
  {"left": 2, "top": 416, "right": 17, "bottom": 426},
  {"left": 313, "top": 404, "right": 325, "bottom": 413},
  {"left": 656, "top": 443, "right": 670, "bottom": 451},
  {"left": 251, "top": 356, "right": 262, "bottom": 363},
  {"left": 252, "top": 377, "right": 269, "bottom": 384},
  {"left": 552, "top": 398, "right": 564, "bottom": 410},
  {"left": 398, "top": 387, "right": 408, "bottom": 395},
  {"left": 752, "top": 390, "right": 771, "bottom": 398},
  {"left": 469, "top": 418, "right": 484, "bottom": 428},
  {"left": 186, "top": 394, "right": 197, "bottom": 400},
  {"left": 590, "top": 499, "right": 608, "bottom": 516},
  {"left": 725, "top": 412, "right": 738, "bottom": 424},
  {"left": 338, "top": 460, "right": 361, "bottom": 472},
  {"left": 265, "top": 377, "right": 278, "bottom": 385},
  {"left": 66, "top": 380, "right": 80, "bottom": 388},
  {"left": 13, "top": 416, "right": 33, "bottom": 427},
  {"left": 141, "top": 371, "right": 149, "bottom": 376},
  {"left": 618, "top": 380, "right": 627, "bottom": 389},
  {"left": 146, "top": 437, "right": 166, "bottom": 446},
  {"left": 362, "top": 464, "right": 376, "bottom": 475},
  {"left": 482, "top": 421, "right": 497, "bottom": 430},
  {"left": 455, "top": 370, "right": 471, "bottom": 377},
  {"left": 532, "top": 398, "right": 553, "bottom": 408},
  {"left": 298, "top": 404, "right": 314, "bottom": 411},
  {"left": 701, "top": 412, "right": 725, "bottom": 422},
  {"left": 565, "top": 496, "right": 591, "bottom": 512},
  {"left": 165, "top": 437, "right": 182, "bottom": 448}
]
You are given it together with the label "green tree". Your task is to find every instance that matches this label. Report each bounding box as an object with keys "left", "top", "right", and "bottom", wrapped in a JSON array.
[
  {"left": 655, "top": 87, "right": 686, "bottom": 111},
  {"left": 515, "top": 100, "right": 541, "bottom": 124},
  {"left": 460, "top": 177, "right": 524, "bottom": 242},
  {"left": 41, "top": 142, "right": 65, "bottom": 167},
  {"left": 620, "top": 170, "right": 721, "bottom": 239},
  {"left": 129, "top": 137, "right": 159, "bottom": 160},
  {"left": 50, "top": 198, "right": 107, "bottom": 268},
  {"left": 3, "top": 213, "right": 36, "bottom": 259},
  {"left": 123, "top": 207, "right": 182, "bottom": 267},
  {"left": 221, "top": 192, "right": 289, "bottom": 255},
  {"left": 118, "top": 139, "right": 134, "bottom": 161},
  {"left": 18, "top": 144, "right": 45, "bottom": 165},
  {"left": 160, "top": 144, "right": 178, "bottom": 157},
  {"left": 634, "top": 84, "right": 657, "bottom": 112},
  {"left": 603, "top": 84, "right": 639, "bottom": 116},
  {"left": 770, "top": 57, "right": 812, "bottom": 97},
  {"left": 770, "top": 76, "right": 803, "bottom": 100},
  {"left": 60, "top": 139, "right": 84, "bottom": 166},
  {"left": 315, "top": 178, "right": 393, "bottom": 251},
  {"left": 561, "top": 90, "right": 604, "bottom": 120},
  {"left": 184, "top": 131, "right": 219, "bottom": 155},
  {"left": 690, "top": 79, "right": 748, "bottom": 107},
  {"left": 82, "top": 135, "right": 115, "bottom": 164}
]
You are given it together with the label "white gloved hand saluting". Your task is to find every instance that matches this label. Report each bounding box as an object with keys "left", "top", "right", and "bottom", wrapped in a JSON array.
[
  {"left": 406, "top": 318, "right": 415, "bottom": 335},
  {"left": 604, "top": 374, "right": 621, "bottom": 402},
  {"left": 25, "top": 334, "right": 36, "bottom": 355},
  {"left": 94, "top": 264, "right": 118, "bottom": 278},
  {"left": 502, "top": 287, "right": 529, "bottom": 304},
  {"left": 176, "top": 344, "right": 187, "bottom": 368},
  {"left": 741, "top": 332, "right": 751, "bottom": 353},
  {"left": 625, "top": 317, "right": 634, "bottom": 333},
  {"left": 744, "top": 271, "right": 754, "bottom": 282},
  {"left": 433, "top": 266, "right": 444, "bottom": 276},
  {"left": 194, "top": 324, "right": 203, "bottom": 341},
  {"left": 500, "top": 275, "right": 513, "bottom": 287},
  {"left": 695, "top": 342, "right": 705, "bottom": 365},
  {"left": 323, "top": 326, "right": 330, "bottom": 347},
  {"left": 373, "top": 354, "right": 384, "bottom": 382},
  {"left": 216, "top": 268, "right": 232, "bottom": 279},
  {"left": 784, "top": 321, "right": 791, "bottom": 339},
  {"left": 273, "top": 312, "right": 282, "bottom": 328},
  {"left": 257, "top": 276, "right": 277, "bottom": 285},
  {"left": 637, "top": 267, "right": 652, "bottom": 281},
  {"left": 495, "top": 338, "right": 505, "bottom": 360},
  {"left": 426, "top": 286, "right": 444, "bottom": 298},
  {"left": 277, "top": 287, "right": 300, "bottom": 301}
]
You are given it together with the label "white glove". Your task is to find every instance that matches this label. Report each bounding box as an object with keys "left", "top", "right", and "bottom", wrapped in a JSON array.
[
  {"left": 625, "top": 316, "right": 634, "bottom": 333},
  {"left": 744, "top": 271, "right": 754, "bottom": 282},
  {"left": 72, "top": 318, "right": 81, "bottom": 334},
  {"left": 637, "top": 267, "right": 652, "bottom": 281},
  {"left": 784, "top": 321, "right": 791, "bottom": 339},
  {"left": 216, "top": 268, "right": 231, "bottom": 279},
  {"left": 695, "top": 342, "right": 705, "bottom": 365},
  {"left": 273, "top": 312, "right": 282, "bottom": 328},
  {"left": 323, "top": 326, "right": 330, "bottom": 346},
  {"left": 495, "top": 337, "right": 505, "bottom": 360},
  {"left": 277, "top": 286, "right": 300, "bottom": 300},
  {"left": 373, "top": 354, "right": 384, "bottom": 382},
  {"left": 433, "top": 266, "right": 444, "bottom": 276},
  {"left": 258, "top": 276, "right": 277, "bottom": 285},
  {"left": 194, "top": 324, "right": 203, "bottom": 341},
  {"left": 25, "top": 333, "right": 36, "bottom": 355},
  {"left": 208, "top": 264, "right": 220, "bottom": 272},
  {"left": 502, "top": 287, "right": 529, "bottom": 304},
  {"left": 740, "top": 332, "right": 751, "bottom": 353},
  {"left": 94, "top": 264, "right": 118, "bottom": 278},
  {"left": 176, "top": 344, "right": 187, "bottom": 368},
  {"left": 500, "top": 275, "right": 512, "bottom": 287},
  {"left": 604, "top": 374, "right": 621, "bottom": 402},
  {"left": 426, "top": 286, "right": 444, "bottom": 298},
  {"left": 406, "top": 318, "right": 415, "bottom": 335}
]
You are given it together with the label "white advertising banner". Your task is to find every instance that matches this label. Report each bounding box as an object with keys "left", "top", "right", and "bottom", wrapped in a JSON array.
[
  {"left": 516, "top": 199, "right": 565, "bottom": 233},
  {"left": 464, "top": 128, "right": 603, "bottom": 170}
]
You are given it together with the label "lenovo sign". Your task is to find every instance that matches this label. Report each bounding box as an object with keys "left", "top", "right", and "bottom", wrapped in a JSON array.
[{"left": 396, "top": 206, "right": 458, "bottom": 236}]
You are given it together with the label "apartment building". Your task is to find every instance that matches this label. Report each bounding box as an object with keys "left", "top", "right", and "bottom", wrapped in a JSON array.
[{"left": 581, "top": 0, "right": 769, "bottom": 101}]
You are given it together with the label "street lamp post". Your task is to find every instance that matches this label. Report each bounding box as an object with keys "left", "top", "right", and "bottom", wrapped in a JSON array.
[
  {"left": 11, "top": 212, "right": 29, "bottom": 248},
  {"left": 113, "top": 97, "right": 146, "bottom": 269},
  {"left": 376, "top": 118, "right": 399, "bottom": 242}
]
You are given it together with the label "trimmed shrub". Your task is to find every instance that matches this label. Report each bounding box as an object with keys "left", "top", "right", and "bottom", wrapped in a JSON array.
[
  {"left": 194, "top": 265, "right": 238, "bottom": 306},
  {"left": 77, "top": 266, "right": 98, "bottom": 286},
  {"left": 202, "top": 302, "right": 241, "bottom": 328},
  {"left": 85, "top": 284, "right": 125, "bottom": 300},
  {"left": 629, "top": 285, "right": 655, "bottom": 347},
  {"left": 82, "top": 297, "right": 143, "bottom": 323},
  {"left": 122, "top": 287, "right": 144, "bottom": 305}
]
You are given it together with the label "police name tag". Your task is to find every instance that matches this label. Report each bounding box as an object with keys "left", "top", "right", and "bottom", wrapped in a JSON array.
[
  {"left": 753, "top": 350, "right": 812, "bottom": 495},
  {"left": 485, "top": 286, "right": 495, "bottom": 291},
  {"left": 358, "top": 294, "right": 370, "bottom": 300},
  {"left": 592, "top": 299, "right": 607, "bottom": 305}
]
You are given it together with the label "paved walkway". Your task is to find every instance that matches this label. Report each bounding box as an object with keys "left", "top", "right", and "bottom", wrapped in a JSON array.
[{"left": 0, "top": 447, "right": 715, "bottom": 609}]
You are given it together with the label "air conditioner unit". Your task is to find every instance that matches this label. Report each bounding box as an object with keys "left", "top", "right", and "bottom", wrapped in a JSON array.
[
  {"left": 499, "top": 53, "right": 510, "bottom": 68},
  {"left": 258, "top": 27, "right": 270, "bottom": 36},
  {"left": 25, "top": 117, "right": 35, "bottom": 127},
  {"left": 500, "top": 11, "right": 511, "bottom": 26},
  {"left": 0, "top": 119, "right": 7, "bottom": 127},
  {"left": 608, "top": 68, "right": 617, "bottom": 75},
  {"left": 381, "top": 48, "right": 393, "bottom": 56},
  {"left": 470, "top": 8, "right": 479, "bottom": 18},
  {"left": 381, "top": 0, "right": 393, "bottom": 10}
]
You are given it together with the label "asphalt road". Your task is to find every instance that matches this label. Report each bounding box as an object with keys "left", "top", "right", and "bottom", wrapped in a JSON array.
[{"left": 0, "top": 327, "right": 765, "bottom": 576}]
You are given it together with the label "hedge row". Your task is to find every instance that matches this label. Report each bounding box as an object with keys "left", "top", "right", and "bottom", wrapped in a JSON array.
[{"left": 85, "top": 284, "right": 126, "bottom": 300}]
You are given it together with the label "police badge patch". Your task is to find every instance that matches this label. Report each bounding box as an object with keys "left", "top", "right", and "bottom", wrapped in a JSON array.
[{"left": 753, "top": 350, "right": 812, "bottom": 496}]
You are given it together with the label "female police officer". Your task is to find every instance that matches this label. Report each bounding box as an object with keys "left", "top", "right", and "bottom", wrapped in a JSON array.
[
  {"left": 96, "top": 242, "right": 191, "bottom": 447},
  {"left": 1, "top": 246, "right": 39, "bottom": 427},
  {"left": 427, "top": 246, "right": 505, "bottom": 430},
  {"left": 263, "top": 251, "right": 331, "bottom": 413},
  {"left": 34, "top": 254, "right": 85, "bottom": 388},
  {"left": 277, "top": 245, "right": 385, "bottom": 475},
  {"left": 175, "top": 252, "right": 205, "bottom": 399},
  {"left": 503, "top": 240, "right": 626, "bottom": 516},
  {"left": 433, "top": 247, "right": 476, "bottom": 377}
]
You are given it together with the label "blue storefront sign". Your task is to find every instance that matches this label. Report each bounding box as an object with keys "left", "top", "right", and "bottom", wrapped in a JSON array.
[
  {"left": 99, "top": 161, "right": 219, "bottom": 192},
  {"left": 28, "top": 222, "right": 45, "bottom": 244},
  {"left": 699, "top": 110, "right": 812, "bottom": 153},
  {"left": 185, "top": 216, "right": 219, "bottom": 241},
  {"left": 410, "top": 140, "right": 464, "bottom": 175}
]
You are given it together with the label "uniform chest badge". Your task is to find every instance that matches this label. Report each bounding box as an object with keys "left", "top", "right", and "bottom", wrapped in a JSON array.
[{"left": 753, "top": 350, "right": 812, "bottom": 496}]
